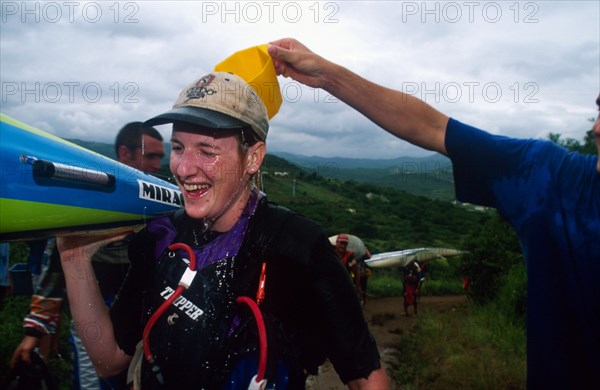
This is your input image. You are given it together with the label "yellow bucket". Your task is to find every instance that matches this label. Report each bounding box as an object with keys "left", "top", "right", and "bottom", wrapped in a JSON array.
[{"left": 214, "top": 44, "right": 282, "bottom": 119}]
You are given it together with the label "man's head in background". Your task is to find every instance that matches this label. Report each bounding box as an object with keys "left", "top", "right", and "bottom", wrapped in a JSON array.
[{"left": 115, "top": 122, "right": 165, "bottom": 173}]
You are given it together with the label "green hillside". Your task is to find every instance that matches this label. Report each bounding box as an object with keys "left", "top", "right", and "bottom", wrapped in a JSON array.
[
  {"left": 261, "top": 155, "right": 488, "bottom": 254},
  {"left": 272, "top": 152, "right": 456, "bottom": 201},
  {"left": 320, "top": 167, "right": 455, "bottom": 201}
]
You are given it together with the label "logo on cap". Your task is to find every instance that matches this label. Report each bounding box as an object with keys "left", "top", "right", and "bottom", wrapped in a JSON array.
[{"left": 185, "top": 75, "right": 217, "bottom": 101}]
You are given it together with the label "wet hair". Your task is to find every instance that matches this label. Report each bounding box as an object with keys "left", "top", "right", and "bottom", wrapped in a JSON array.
[
  {"left": 239, "top": 127, "right": 261, "bottom": 154},
  {"left": 114, "top": 122, "right": 163, "bottom": 157},
  {"left": 239, "top": 127, "right": 263, "bottom": 187}
]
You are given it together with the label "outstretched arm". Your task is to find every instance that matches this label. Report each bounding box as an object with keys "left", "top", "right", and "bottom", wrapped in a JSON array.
[{"left": 268, "top": 38, "right": 449, "bottom": 155}]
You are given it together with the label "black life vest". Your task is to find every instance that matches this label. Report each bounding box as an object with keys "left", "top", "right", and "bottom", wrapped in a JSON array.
[{"left": 138, "top": 201, "right": 309, "bottom": 389}]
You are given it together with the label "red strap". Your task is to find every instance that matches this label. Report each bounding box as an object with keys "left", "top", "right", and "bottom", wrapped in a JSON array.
[
  {"left": 236, "top": 296, "right": 268, "bottom": 382},
  {"left": 142, "top": 243, "right": 197, "bottom": 384}
]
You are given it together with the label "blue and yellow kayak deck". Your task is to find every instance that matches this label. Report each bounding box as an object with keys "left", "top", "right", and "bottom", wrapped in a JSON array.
[{"left": 0, "top": 114, "right": 182, "bottom": 241}]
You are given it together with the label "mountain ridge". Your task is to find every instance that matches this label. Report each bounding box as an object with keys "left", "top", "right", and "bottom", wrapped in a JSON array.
[
  {"left": 270, "top": 151, "right": 455, "bottom": 201},
  {"left": 271, "top": 151, "right": 451, "bottom": 171}
]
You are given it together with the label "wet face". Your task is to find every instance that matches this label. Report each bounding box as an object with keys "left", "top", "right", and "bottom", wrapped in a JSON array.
[
  {"left": 594, "top": 94, "right": 600, "bottom": 174},
  {"left": 170, "top": 123, "right": 265, "bottom": 232}
]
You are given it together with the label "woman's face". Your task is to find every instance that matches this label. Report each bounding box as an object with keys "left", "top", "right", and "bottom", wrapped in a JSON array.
[{"left": 170, "top": 124, "right": 264, "bottom": 231}]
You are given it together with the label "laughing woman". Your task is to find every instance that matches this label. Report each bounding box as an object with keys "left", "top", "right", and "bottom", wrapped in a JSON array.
[{"left": 58, "top": 72, "right": 389, "bottom": 390}]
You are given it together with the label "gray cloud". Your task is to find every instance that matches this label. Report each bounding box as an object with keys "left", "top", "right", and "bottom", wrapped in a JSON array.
[{"left": 1, "top": 0, "right": 598, "bottom": 159}]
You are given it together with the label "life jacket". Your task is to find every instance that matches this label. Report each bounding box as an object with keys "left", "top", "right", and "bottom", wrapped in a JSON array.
[{"left": 134, "top": 198, "right": 309, "bottom": 389}]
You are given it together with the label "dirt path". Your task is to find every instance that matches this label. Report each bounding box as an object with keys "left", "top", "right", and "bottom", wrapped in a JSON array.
[{"left": 306, "top": 295, "right": 467, "bottom": 389}]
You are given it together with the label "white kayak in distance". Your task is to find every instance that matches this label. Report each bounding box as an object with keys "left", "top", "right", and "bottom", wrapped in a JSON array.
[{"left": 365, "top": 247, "right": 466, "bottom": 268}]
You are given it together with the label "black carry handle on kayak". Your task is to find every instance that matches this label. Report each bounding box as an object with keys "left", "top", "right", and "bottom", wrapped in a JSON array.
[{"left": 23, "top": 154, "right": 116, "bottom": 188}]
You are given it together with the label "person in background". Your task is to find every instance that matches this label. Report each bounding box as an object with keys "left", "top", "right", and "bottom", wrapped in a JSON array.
[
  {"left": 333, "top": 233, "right": 362, "bottom": 296},
  {"left": 57, "top": 72, "right": 389, "bottom": 389},
  {"left": 0, "top": 243, "right": 10, "bottom": 304},
  {"left": 402, "top": 262, "right": 420, "bottom": 316},
  {"left": 267, "top": 37, "right": 600, "bottom": 389},
  {"left": 357, "top": 247, "right": 372, "bottom": 306},
  {"left": 25, "top": 239, "right": 49, "bottom": 289},
  {"left": 115, "top": 122, "right": 165, "bottom": 174},
  {"left": 415, "top": 261, "right": 426, "bottom": 302},
  {"left": 10, "top": 122, "right": 165, "bottom": 390}
]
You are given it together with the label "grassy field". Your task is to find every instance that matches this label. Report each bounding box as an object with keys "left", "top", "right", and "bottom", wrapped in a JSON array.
[
  {"left": 367, "top": 271, "right": 526, "bottom": 389},
  {"left": 393, "top": 303, "right": 526, "bottom": 389},
  {"left": 1, "top": 270, "right": 525, "bottom": 389},
  {"left": 0, "top": 295, "right": 72, "bottom": 390}
]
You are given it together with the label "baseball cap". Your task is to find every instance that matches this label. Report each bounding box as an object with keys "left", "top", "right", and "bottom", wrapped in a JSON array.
[{"left": 144, "top": 72, "right": 269, "bottom": 141}]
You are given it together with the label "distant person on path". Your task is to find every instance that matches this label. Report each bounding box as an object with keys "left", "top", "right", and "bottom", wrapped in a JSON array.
[
  {"left": 334, "top": 233, "right": 362, "bottom": 296},
  {"left": 415, "top": 261, "right": 426, "bottom": 302},
  {"left": 402, "top": 262, "right": 420, "bottom": 316},
  {"left": 268, "top": 37, "right": 600, "bottom": 389},
  {"left": 357, "top": 247, "right": 372, "bottom": 306}
]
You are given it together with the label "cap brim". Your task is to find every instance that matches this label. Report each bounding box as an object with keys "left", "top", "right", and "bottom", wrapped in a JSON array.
[{"left": 143, "top": 106, "right": 248, "bottom": 129}]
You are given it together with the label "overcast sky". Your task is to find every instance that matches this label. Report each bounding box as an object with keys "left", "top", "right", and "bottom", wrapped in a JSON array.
[{"left": 1, "top": 1, "right": 598, "bottom": 159}]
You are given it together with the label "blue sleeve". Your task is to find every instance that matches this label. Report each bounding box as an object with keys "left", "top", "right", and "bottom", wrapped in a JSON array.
[
  {"left": 446, "top": 119, "right": 600, "bottom": 389},
  {"left": 445, "top": 118, "right": 560, "bottom": 229}
]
